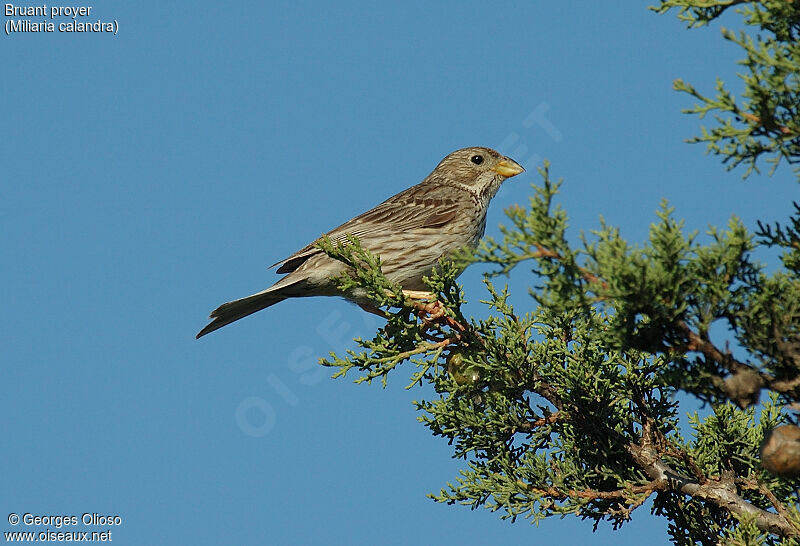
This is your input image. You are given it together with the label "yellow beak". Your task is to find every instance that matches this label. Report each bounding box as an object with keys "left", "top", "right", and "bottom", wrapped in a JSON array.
[{"left": 493, "top": 158, "right": 525, "bottom": 178}]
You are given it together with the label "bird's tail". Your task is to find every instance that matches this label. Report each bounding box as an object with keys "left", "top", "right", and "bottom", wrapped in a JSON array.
[{"left": 196, "top": 288, "right": 288, "bottom": 338}]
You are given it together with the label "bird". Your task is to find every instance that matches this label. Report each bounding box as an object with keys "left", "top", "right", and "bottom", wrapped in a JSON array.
[{"left": 196, "top": 147, "right": 524, "bottom": 338}]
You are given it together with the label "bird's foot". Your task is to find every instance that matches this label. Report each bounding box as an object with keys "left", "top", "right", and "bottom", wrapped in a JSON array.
[
  {"left": 401, "top": 290, "right": 466, "bottom": 332},
  {"left": 418, "top": 299, "right": 447, "bottom": 321},
  {"left": 376, "top": 289, "right": 466, "bottom": 332},
  {"left": 400, "top": 290, "right": 444, "bottom": 319}
]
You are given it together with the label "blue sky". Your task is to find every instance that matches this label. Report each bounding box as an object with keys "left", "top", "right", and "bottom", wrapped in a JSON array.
[{"left": 2, "top": 2, "right": 797, "bottom": 545}]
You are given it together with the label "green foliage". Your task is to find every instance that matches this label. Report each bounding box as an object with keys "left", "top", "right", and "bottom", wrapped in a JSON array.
[
  {"left": 315, "top": 2, "right": 800, "bottom": 543},
  {"left": 320, "top": 165, "right": 800, "bottom": 543},
  {"left": 317, "top": 234, "right": 472, "bottom": 388},
  {"left": 757, "top": 203, "right": 800, "bottom": 275},
  {"left": 652, "top": 0, "right": 800, "bottom": 178}
]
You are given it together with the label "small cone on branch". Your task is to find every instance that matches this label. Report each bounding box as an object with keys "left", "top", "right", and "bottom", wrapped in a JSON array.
[{"left": 760, "top": 425, "right": 800, "bottom": 477}]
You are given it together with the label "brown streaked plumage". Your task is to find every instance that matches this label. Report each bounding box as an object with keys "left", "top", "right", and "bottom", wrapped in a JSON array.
[{"left": 196, "top": 147, "right": 524, "bottom": 338}]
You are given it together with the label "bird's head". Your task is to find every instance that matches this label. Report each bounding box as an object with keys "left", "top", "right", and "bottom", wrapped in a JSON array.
[{"left": 427, "top": 147, "right": 525, "bottom": 200}]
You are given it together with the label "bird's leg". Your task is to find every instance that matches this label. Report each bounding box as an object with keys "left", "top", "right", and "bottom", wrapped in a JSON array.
[
  {"left": 377, "top": 289, "right": 466, "bottom": 332},
  {"left": 381, "top": 289, "right": 440, "bottom": 312},
  {"left": 358, "top": 295, "right": 440, "bottom": 321},
  {"left": 401, "top": 289, "right": 437, "bottom": 302},
  {"left": 399, "top": 290, "right": 444, "bottom": 319}
]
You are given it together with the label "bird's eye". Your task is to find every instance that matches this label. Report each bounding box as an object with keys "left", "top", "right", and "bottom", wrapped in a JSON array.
[{"left": 470, "top": 155, "right": 484, "bottom": 165}]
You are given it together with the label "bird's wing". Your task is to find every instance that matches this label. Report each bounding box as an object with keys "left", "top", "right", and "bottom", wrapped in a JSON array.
[{"left": 270, "top": 187, "right": 462, "bottom": 274}]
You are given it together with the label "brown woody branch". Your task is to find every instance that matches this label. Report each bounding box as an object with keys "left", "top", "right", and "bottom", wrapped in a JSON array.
[
  {"left": 516, "top": 411, "right": 562, "bottom": 432},
  {"left": 737, "top": 477, "right": 800, "bottom": 535},
  {"left": 629, "top": 422, "right": 800, "bottom": 538},
  {"left": 654, "top": 433, "right": 708, "bottom": 485},
  {"left": 678, "top": 320, "right": 752, "bottom": 374},
  {"left": 628, "top": 382, "right": 709, "bottom": 485},
  {"left": 532, "top": 243, "right": 607, "bottom": 287},
  {"left": 510, "top": 403, "right": 798, "bottom": 537},
  {"left": 504, "top": 233, "right": 798, "bottom": 405},
  {"left": 742, "top": 112, "right": 795, "bottom": 136},
  {"left": 530, "top": 412, "right": 562, "bottom": 428},
  {"left": 386, "top": 335, "right": 462, "bottom": 363},
  {"left": 517, "top": 480, "right": 663, "bottom": 505},
  {"left": 523, "top": 366, "right": 563, "bottom": 410},
  {"left": 676, "top": 320, "right": 800, "bottom": 404}
]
